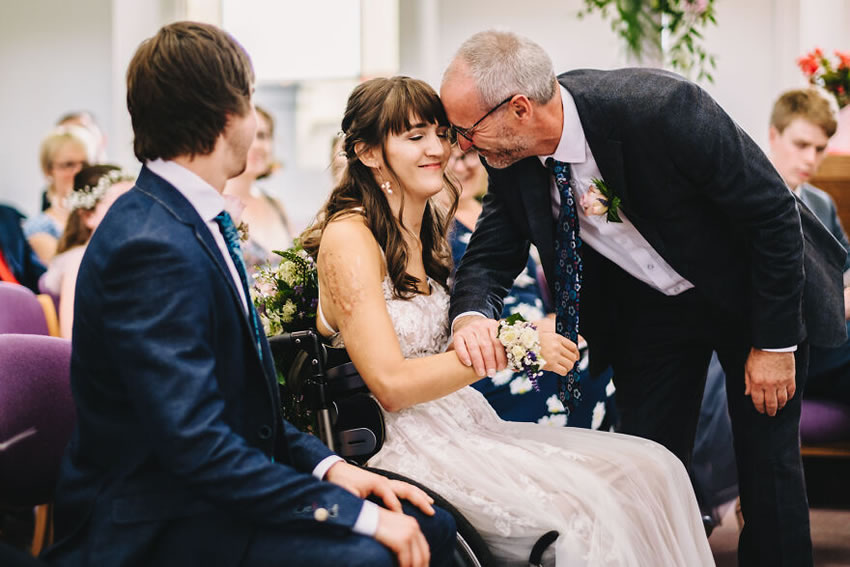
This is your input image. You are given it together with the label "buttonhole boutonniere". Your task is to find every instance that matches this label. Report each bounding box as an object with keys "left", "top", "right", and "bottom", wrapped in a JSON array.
[{"left": 580, "top": 178, "right": 622, "bottom": 223}]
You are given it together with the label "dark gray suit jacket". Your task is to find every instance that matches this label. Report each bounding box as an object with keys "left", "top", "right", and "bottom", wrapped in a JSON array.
[
  {"left": 450, "top": 68, "right": 847, "bottom": 375},
  {"left": 798, "top": 182, "right": 850, "bottom": 273}
]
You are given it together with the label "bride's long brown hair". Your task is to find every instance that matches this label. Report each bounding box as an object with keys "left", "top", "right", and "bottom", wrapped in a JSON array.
[{"left": 302, "top": 77, "right": 459, "bottom": 298}]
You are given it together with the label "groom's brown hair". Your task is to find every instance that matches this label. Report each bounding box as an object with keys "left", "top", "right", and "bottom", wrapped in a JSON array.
[{"left": 126, "top": 21, "right": 254, "bottom": 162}]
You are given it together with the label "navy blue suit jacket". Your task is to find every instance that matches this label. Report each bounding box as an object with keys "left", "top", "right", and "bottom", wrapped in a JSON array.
[{"left": 46, "top": 166, "right": 366, "bottom": 566}]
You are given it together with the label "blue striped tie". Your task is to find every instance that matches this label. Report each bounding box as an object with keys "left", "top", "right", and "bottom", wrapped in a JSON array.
[{"left": 214, "top": 211, "right": 263, "bottom": 362}]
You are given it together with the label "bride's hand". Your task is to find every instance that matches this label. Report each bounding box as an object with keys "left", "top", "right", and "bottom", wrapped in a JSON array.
[{"left": 539, "top": 330, "right": 580, "bottom": 376}]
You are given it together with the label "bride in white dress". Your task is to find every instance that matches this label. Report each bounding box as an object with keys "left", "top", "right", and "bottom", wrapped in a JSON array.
[{"left": 304, "top": 76, "right": 714, "bottom": 566}]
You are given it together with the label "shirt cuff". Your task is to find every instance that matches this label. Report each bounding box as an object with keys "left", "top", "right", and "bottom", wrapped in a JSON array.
[
  {"left": 760, "top": 346, "right": 798, "bottom": 353},
  {"left": 451, "top": 311, "right": 487, "bottom": 333},
  {"left": 351, "top": 500, "right": 380, "bottom": 536},
  {"left": 312, "top": 455, "right": 344, "bottom": 480}
]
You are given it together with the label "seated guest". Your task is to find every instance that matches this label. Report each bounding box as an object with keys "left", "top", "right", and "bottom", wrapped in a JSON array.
[
  {"left": 769, "top": 87, "right": 850, "bottom": 402},
  {"left": 41, "top": 165, "right": 133, "bottom": 338},
  {"left": 42, "top": 22, "right": 454, "bottom": 567},
  {"left": 223, "top": 105, "right": 293, "bottom": 272},
  {"left": 0, "top": 204, "right": 45, "bottom": 292},
  {"left": 57, "top": 110, "right": 108, "bottom": 163},
  {"left": 24, "top": 125, "right": 94, "bottom": 263},
  {"left": 444, "top": 145, "right": 616, "bottom": 428}
]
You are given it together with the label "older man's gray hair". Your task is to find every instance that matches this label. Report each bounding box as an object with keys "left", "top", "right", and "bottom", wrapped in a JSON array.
[{"left": 444, "top": 30, "right": 557, "bottom": 108}]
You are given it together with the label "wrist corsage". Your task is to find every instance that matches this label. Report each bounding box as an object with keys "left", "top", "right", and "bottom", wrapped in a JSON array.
[{"left": 497, "top": 313, "right": 546, "bottom": 391}]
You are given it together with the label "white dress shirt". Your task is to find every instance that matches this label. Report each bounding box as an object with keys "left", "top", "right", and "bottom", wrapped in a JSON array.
[
  {"left": 145, "top": 159, "right": 379, "bottom": 535},
  {"left": 541, "top": 85, "right": 694, "bottom": 296}
]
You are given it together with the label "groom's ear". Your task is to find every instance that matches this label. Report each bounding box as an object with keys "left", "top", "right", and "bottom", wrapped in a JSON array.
[{"left": 354, "top": 141, "right": 380, "bottom": 168}]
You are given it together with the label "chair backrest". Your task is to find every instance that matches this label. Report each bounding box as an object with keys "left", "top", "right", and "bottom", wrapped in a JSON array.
[
  {"left": 0, "top": 334, "right": 74, "bottom": 507},
  {"left": 0, "top": 282, "right": 48, "bottom": 335},
  {"left": 800, "top": 398, "right": 850, "bottom": 445}
]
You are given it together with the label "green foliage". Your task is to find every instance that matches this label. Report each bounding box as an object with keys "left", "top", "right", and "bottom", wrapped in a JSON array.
[{"left": 578, "top": 0, "right": 717, "bottom": 82}]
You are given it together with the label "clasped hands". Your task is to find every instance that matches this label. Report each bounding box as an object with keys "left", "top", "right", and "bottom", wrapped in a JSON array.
[{"left": 452, "top": 315, "right": 579, "bottom": 378}]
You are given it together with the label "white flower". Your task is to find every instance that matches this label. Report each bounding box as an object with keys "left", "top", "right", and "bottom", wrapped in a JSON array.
[
  {"left": 605, "top": 379, "right": 616, "bottom": 397},
  {"left": 276, "top": 261, "right": 300, "bottom": 287},
  {"left": 546, "top": 395, "right": 565, "bottom": 414},
  {"left": 512, "top": 270, "right": 536, "bottom": 288},
  {"left": 520, "top": 327, "right": 537, "bottom": 349},
  {"left": 591, "top": 401, "right": 606, "bottom": 430},
  {"left": 499, "top": 327, "right": 518, "bottom": 345},
  {"left": 580, "top": 185, "right": 609, "bottom": 217},
  {"left": 510, "top": 344, "right": 526, "bottom": 361},
  {"left": 538, "top": 414, "right": 568, "bottom": 427},
  {"left": 280, "top": 299, "right": 297, "bottom": 323},
  {"left": 509, "top": 376, "right": 533, "bottom": 395},
  {"left": 490, "top": 368, "right": 514, "bottom": 386},
  {"left": 511, "top": 303, "right": 544, "bottom": 323}
]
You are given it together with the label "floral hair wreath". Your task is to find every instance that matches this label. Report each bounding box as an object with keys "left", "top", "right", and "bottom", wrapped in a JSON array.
[{"left": 65, "top": 169, "right": 135, "bottom": 212}]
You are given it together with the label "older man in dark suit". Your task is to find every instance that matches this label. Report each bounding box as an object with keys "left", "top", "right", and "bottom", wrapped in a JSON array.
[
  {"left": 43, "top": 22, "right": 454, "bottom": 567},
  {"left": 441, "top": 30, "right": 846, "bottom": 567}
]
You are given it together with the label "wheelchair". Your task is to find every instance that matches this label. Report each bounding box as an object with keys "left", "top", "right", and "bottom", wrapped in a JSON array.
[{"left": 268, "top": 330, "right": 560, "bottom": 567}]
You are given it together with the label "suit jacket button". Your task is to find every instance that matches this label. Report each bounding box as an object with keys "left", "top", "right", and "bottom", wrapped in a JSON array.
[
  {"left": 258, "top": 425, "right": 272, "bottom": 440},
  {"left": 314, "top": 507, "right": 329, "bottom": 522}
]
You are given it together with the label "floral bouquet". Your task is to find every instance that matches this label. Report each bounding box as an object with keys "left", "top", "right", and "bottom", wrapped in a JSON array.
[
  {"left": 497, "top": 313, "right": 546, "bottom": 391},
  {"left": 251, "top": 240, "right": 320, "bottom": 433},
  {"left": 252, "top": 240, "right": 319, "bottom": 337},
  {"left": 798, "top": 48, "right": 850, "bottom": 108}
]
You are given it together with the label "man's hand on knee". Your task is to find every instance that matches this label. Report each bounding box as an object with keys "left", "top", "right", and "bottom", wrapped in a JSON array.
[
  {"left": 374, "top": 507, "right": 430, "bottom": 567},
  {"left": 451, "top": 315, "right": 507, "bottom": 377}
]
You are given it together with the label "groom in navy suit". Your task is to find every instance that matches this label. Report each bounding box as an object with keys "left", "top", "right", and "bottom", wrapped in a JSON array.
[
  {"left": 442, "top": 31, "right": 846, "bottom": 566},
  {"left": 44, "top": 22, "right": 454, "bottom": 567}
]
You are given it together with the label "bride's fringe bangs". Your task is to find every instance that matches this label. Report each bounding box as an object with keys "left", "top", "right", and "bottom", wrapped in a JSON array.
[{"left": 302, "top": 76, "right": 459, "bottom": 298}]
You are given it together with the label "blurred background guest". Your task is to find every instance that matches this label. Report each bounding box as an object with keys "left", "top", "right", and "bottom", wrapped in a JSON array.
[
  {"left": 57, "top": 110, "right": 108, "bottom": 164},
  {"left": 23, "top": 125, "right": 95, "bottom": 264},
  {"left": 41, "top": 165, "right": 133, "bottom": 338},
  {"left": 0, "top": 204, "right": 45, "bottom": 292},
  {"left": 224, "top": 105, "right": 292, "bottom": 270}
]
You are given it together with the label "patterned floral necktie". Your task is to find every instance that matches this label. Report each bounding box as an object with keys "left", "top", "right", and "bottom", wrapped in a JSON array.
[
  {"left": 214, "top": 211, "right": 263, "bottom": 362},
  {"left": 546, "top": 158, "right": 583, "bottom": 417}
]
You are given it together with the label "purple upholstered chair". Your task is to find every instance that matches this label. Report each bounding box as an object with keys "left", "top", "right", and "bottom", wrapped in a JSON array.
[
  {"left": 0, "top": 334, "right": 74, "bottom": 554},
  {"left": 800, "top": 398, "right": 850, "bottom": 446},
  {"left": 0, "top": 282, "right": 48, "bottom": 335}
]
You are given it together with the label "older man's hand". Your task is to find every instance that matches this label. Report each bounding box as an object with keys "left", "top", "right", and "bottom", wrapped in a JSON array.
[
  {"left": 744, "top": 348, "right": 796, "bottom": 416},
  {"left": 451, "top": 315, "right": 507, "bottom": 377}
]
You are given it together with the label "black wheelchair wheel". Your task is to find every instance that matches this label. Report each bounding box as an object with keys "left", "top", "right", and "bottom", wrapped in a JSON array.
[{"left": 366, "top": 468, "right": 493, "bottom": 567}]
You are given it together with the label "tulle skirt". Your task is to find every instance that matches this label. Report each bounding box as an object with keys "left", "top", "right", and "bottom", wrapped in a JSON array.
[{"left": 369, "top": 386, "right": 714, "bottom": 566}]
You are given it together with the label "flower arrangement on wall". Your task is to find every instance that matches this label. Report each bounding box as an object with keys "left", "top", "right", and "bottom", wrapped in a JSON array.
[{"left": 798, "top": 48, "right": 850, "bottom": 109}]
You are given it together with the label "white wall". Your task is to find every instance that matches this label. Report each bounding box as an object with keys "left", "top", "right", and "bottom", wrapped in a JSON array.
[{"left": 0, "top": 0, "right": 113, "bottom": 215}]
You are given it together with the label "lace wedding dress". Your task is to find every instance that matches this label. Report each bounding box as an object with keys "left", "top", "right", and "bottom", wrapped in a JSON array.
[{"left": 330, "top": 278, "right": 714, "bottom": 566}]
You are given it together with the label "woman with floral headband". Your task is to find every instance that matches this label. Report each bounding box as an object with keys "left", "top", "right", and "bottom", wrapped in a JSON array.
[
  {"left": 302, "top": 76, "right": 712, "bottom": 566},
  {"left": 42, "top": 165, "right": 133, "bottom": 338}
]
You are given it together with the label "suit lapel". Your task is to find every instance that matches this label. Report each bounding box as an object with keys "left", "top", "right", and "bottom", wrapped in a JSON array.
[
  {"left": 134, "top": 167, "right": 269, "bottom": 375},
  {"left": 516, "top": 159, "right": 557, "bottom": 288}
]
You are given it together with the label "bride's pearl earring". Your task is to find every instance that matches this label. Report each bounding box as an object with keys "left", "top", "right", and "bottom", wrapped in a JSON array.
[{"left": 381, "top": 180, "right": 393, "bottom": 194}]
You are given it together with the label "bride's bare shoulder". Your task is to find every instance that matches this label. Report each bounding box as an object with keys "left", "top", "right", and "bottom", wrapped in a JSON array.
[{"left": 318, "top": 214, "right": 383, "bottom": 273}]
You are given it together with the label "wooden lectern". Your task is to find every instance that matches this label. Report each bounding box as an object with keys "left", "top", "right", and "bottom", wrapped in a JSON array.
[{"left": 810, "top": 154, "right": 850, "bottom": 231}]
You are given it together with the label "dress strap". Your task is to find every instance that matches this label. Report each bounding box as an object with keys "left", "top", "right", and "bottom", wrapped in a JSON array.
[{"left": 317, "top": 299, "right": 338, "bottom": 334}]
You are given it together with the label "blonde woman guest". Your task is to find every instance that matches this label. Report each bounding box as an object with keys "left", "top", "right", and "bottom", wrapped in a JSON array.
[
  {"left": 24, "top": 125, "right": 95, "bottom": 263},
  {"left": 42, "top": 165, "right": 133, "bottom": 338},
  {"left": 223, "top": 105, "right": 292, "bottom": 270}
]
